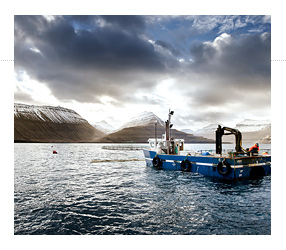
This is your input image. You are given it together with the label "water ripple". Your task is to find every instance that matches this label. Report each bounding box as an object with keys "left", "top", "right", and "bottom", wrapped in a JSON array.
[{"left": 14, "top": 143, "right": 271, "bottom": 235}]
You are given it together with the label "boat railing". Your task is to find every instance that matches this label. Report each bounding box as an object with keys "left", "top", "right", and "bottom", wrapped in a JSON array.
[{"left": 183, "top": 148, "right": 271, "bottom": 157}]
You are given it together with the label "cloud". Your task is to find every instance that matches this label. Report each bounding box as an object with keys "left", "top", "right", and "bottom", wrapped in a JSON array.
[
  {"left": 186, "top": 15, "right": 270, "bottom": 35},
  {"left": 14, "top": 15, "right": 271, "bottom": 127},
  {"left": 98, "top": 15, "right": 146, "bottom": 33},
  {"left": 162, "top": 30, "right": 271, "bottom": 127},
  {"left": 14, "top": 86, "right": 35, "bottom": 103},
  {"left": 14, "top": 15, "right": 167, "bottom": 103},
  {"left": 185, "top": 32, "right": 271, "bottom": 104},
  {"left": 155, "top": 40, "right": 181, "bottom": 57}
]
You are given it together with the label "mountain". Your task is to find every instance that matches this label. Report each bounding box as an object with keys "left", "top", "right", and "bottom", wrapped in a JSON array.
[
  {"left": 235, "top": 119, "right": 271, "bottom": 132},
  {"left": 233, "top": 120, "right": 271, "bottom": 143},
  {"left": 15, "top": 104, "right": 270, "bottom": 144},
  {"left": 14, "top": 103, "right": 104, "bottom": 142},
  {"left": 242, "top": 124, "right": 271, "bottom": 143},
  {"left": 186, "top": 120, "right": 271, "bottom": 143},
  {"left": 14, "top": 103, "right": 87, "bottom": 123},
  {"left": 190, "top": 124, "right": 224, "bottom": 141},
  {"left": 95, "top": 125, "right": 214, "bottom": 143},
  {"left": 95, "top": 111, "right": 214, "bottom": 143},
  {"left": 193, "top": 124, "right": 223, "bottom": 135},
  {"left": 180, "top": 129, "right": 194, "bottom": 134},
  {"left": 92, "top": 120, "right": 115, "bottom": 134},
  {"left": 119, "top": 111, "right": 165, "bottom": 130}
]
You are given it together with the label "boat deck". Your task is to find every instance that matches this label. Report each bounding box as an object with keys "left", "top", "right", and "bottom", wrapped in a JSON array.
[{"left": 143, "top": 149, "right": 271, "bottom": 180}]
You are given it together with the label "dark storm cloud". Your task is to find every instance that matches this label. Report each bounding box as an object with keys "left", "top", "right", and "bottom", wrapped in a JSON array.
[
  {"left": 14, "top": 15, "right": 271, "bottom": 120},
  {"left": 155, "top": 40, "right": 181, "bottom": 57},
  {"left": 99, "top": 15, "right": 146, "bottom": 33},
  {"left": 182, "top": 31, "right": 271, "bottom": 110},
  {"left": 15, "top": 16, "right": 160, "bottom": 69},
  {"left": 14, "top": 15, "right": 167, "bottom": 103},
  {"left": 189, "top": 32, "right": 271, "bottom": 80}
]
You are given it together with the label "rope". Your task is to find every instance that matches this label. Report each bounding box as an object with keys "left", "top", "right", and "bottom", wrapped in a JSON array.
[{"left": 240, "top": 140, "right": 247, "bottom": 153}]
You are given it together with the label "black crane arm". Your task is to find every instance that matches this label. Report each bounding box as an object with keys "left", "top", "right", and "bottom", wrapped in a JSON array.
[{"left": 215, "top": 125, "right": 244, "bottom": 155}]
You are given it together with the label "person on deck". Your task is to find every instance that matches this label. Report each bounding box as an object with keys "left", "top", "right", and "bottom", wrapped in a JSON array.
[
  {"left": 174, "top": 143, "right": 179, "bottom": 155},
  {"left": 249, "top": 143, "right": 259, "bottom": 152}
]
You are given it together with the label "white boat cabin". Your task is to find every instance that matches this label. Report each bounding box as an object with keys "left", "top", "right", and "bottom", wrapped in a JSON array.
[{"left": 148, "top": 137, "right": 185, "bottom": 155}]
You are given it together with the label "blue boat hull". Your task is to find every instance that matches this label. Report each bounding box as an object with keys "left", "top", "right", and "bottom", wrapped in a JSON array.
[{"left": 143, "top": 149, "right": 271, "bottom": 180}]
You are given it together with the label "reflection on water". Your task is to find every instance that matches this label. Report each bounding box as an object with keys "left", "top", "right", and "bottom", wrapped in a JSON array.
[{"left": 14, "top": 143, "right": 271, "bottom": 235}]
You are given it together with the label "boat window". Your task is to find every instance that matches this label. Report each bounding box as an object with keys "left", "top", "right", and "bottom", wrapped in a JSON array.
[{"left": 179, "top": 141, "right": 184, "bottom": 151}]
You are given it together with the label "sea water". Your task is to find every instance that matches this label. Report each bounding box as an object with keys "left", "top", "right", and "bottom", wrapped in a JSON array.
[{"left": 14, "top": 143, "right": 271, "bottom": 235}]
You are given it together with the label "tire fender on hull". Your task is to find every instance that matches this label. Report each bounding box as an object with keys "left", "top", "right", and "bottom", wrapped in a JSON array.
[
  {"left": 181, "top": 159, "right": 192, "bottom": 172},
  {"left": 152, "top": 155, "right": 162, "bottom": 169},
  {"left": 217, "top": 160, "right": 231, "bottom": 175}
]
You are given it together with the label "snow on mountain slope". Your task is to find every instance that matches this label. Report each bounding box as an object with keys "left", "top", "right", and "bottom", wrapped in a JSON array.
[
  {"left": 119, "top": 111, "right": 165, "bottom": 130},
  {"left": 93, "top": 120, "right": 115, "bottom": 134},
  {"left": 14, "top": 103, "right": 105, "bottom": 142},
  {"left": 189, "top": 124, "right": 223, "bottom": 140},
  {"left": 193, "top": 124, "right": 224, "bottom": 135},
  {"left": 14, "top": 103, "right": 87, "bottom": 123},
  {"left": 180, "top": 129, "right": 194, "bottom": 134},
  {"left": 235, "top": 119, "right": 271, "bottom": 132}
]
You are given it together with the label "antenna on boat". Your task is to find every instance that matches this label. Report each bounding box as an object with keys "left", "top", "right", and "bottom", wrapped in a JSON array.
[
  {"left": 165, "top": 109, "right": 174, "bottom": 154},
  {"left": 167, "top": 109, "right": 174, "bottom": 139}
]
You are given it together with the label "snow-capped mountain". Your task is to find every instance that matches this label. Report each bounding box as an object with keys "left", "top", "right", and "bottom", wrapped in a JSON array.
[
  {"left": 14, "top": 103, "right": 104, "bottom": 142},
  {"left": 14, "top": 103, "right": 87, "bottom": 124},
  {"left": 93, "top": 120, "right": 115, "bottom": 134},
  {"left": 119, "top": 111, "right": 165, "bottom": 130},
  {"left": 193, "top": 123, "right": 224, "bottom": 135},
  {"left": 95, "top": 111, "right": 215, "bottom": 143},
  {"left": 189, "top": 124, "right": 224, "bottom": 141},
  {"left": 184, "top": 120, "right": 271, "bottom": 143},
  {"left": 180, "top": 129, "right": 194, "bottom": 134},
  {"left": 235, "top": 119, "right": 271, "bottom": 132}
]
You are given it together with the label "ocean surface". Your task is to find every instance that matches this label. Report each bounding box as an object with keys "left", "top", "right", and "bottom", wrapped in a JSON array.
[{"left": 14, "top": 143, "right": 271, "bottom": 235}]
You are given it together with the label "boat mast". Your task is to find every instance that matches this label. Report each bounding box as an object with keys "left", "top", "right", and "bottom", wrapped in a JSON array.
[
  {"left": 155, "top": 121, "right": 157, "bottom": 149},
  {"left": 165, "top": 109, "right": 174, "bottom": 154}
]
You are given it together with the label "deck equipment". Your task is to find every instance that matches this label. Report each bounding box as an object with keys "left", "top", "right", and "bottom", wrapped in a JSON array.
[{"left": 143, "top": 110, "right": 271, "bottom": 180}]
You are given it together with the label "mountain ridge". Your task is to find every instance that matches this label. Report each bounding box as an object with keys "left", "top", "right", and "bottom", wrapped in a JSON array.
[
  {"left": 94, "top": 124, "right": 214, "bottom": 143},
  {"left": 14, "top": 103, "right": 271, "bottom": 143},
  {"left": 92, "top": 120, "right": 115, "bottom": 134},
  {"left": 14, "top": 103, "right": 104, "bottom": 142},
  {"left": 182, "top": 120, "right": 271, "bottom": 143},
  {"left": 14, "top": 103, "right": 87, "bottom": 124},
  {"left": 118, "top": 111, "right": 165, "bottom": 130}
]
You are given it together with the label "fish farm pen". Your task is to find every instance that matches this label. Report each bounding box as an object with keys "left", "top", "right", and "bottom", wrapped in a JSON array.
[{"left": 101, "top": 145, "right": 148, "bottom": 151}]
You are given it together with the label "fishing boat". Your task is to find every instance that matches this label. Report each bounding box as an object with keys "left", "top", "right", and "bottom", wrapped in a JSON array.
[{"left": 143, "top": 110, "right": 271, "bottom": 180}]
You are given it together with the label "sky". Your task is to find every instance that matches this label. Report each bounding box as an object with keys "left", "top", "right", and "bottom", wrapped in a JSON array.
[{"left": 14, "top": 15, "right": 271, "bottom": 130}]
